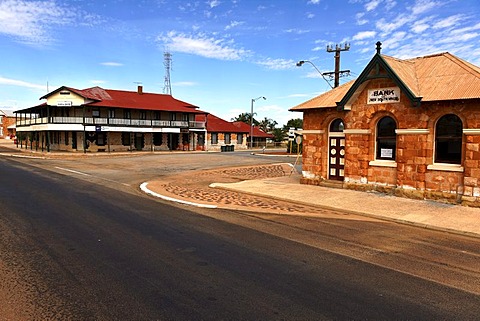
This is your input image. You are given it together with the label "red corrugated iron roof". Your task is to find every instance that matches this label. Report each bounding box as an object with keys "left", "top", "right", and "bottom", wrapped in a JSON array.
[
  {"left": 198, "top": 114, "right": 246, "bottom": 133},
  {"left": 232, "top": 121, "right": 274, "bottom": 138},
  {"left": 87, "top": 88, "right": 204, "bottom": 113},
  {"left": 40, "top": 86, "right": 204, "bottom": 114},
  {"left": 291, "top": 51, "right": 480, "bottom": 111}
]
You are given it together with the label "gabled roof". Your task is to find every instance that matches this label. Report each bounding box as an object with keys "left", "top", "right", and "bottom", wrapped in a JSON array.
[
  {"left": 39, "top": 86, "right": 205, "bottom": 114},
  {"left": 0, "top": 109, "right": 15, "bottom": 117},
  {"left": 232, "top": 121, "right": 274, "bottom": 138},
  {"left": 201, "top": 114, "right": 246, "bottom": 133},
  {"left": 290, "top": 44, "right": 480, "bottom": 112}
]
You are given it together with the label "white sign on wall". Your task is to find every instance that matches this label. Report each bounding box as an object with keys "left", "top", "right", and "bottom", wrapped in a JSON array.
[
  {"left": 368, "top": 87, "right": 400, "bottom": 104},
  {"left": 380, "top": 148, "right": 393, "bottom": 158},
  {"left": 57, "top": 100, "right": 72, "bottom": 107}
]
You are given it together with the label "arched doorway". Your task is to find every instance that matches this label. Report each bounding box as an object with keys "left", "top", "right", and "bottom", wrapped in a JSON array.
[{"left": 328, "top": 118, "right": 345, "bottom": 181}]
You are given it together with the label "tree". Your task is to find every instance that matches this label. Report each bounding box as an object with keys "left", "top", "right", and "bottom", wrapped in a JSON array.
[
  {"left": 231, "top": 112, "right": 259, "bottom": 126},
  {"left": 283, "top": 118, "right": 303, "bottom": 131},
  {"left": 272, "top": 128, "right": 286, "bottom": 142},
  {"left": 258, "top": 117, "right": 277, "bottom": 133}
]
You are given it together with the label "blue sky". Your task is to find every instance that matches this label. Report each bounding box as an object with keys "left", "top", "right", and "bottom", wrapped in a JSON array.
[{"left": 1, "top": 0, "right": 479, "bottom": 126}]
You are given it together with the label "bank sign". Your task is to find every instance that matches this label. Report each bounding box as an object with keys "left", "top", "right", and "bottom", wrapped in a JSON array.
[{"left": 367, "top": 87, "right": 400, "bottom": 104}]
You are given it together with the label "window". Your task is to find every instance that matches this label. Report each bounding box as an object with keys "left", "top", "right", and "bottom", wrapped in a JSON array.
[
  {"left": 435, "top": 114, "right": 462, "bottom": 164},
  {"left": 330, "top": 118, "right": 344, "bottom": 132},
  {"left": 211, "top": 133, "right": 218, "bottom": 144},
  {"left": 140, "top": 111, "right": 147, "bottom": 120},
  {"left": 376, "top": 116, "right": 396, "bottom": 160},
  {"left": 153, "top": 133, "right": 163, "bottom": 145},
  {"left": 237, "top": 134, "right": 244, "bottom": 145},
  {"left": 97, "top": 133, "right": 106, "bottom": 146},
  {"left": 122, "top": 132, "right": 131, "bottom": 146},
  {"left": 124, "top": 110, "right": 131, "bottom": 119},
  {"left": 225, "top": 133, "right": 231, "bottom": 144},
  {"left": 92, "top": 109, "right": 100, "bottom": 117},
  {"left": 108, "top": 109, "right": 115, "bottom": 118}
]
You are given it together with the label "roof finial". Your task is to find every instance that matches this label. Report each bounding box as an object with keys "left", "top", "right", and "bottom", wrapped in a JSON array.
[{"left": 376, "top": 41, "right": 382, "bottom": 55}]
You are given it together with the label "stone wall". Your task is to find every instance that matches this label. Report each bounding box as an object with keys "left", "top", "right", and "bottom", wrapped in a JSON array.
[{"left": 301, "top": 78, "right": 480, "bottom": 206}]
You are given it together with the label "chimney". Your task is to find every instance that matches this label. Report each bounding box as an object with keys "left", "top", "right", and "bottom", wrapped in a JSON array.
[{"left": 137, "top": 85, "right": 143, "bottom": 95}]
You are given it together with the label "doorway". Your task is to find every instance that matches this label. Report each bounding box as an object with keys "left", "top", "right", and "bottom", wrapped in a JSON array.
[{"left": 328, "top": 119, "right": 345, "bottom": 181}]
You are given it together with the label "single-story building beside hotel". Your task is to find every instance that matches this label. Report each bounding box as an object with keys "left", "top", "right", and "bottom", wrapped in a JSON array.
[
  {"left": 14, "top": 86, "right": 208, "bottom": 152},
  {"left": 194, "top": 113, "right": 274, "bottom": 151},
  {"left": 290, "top": 42, "right": 480, "bottom": 206}
]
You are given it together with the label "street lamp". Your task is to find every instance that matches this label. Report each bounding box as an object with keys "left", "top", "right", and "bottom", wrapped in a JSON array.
[
  {"left": 250, "top": 96, "right": 266, "bottom": 149},
  {"left": 296, "top": 60, "right": 333, "bottom": 89}
]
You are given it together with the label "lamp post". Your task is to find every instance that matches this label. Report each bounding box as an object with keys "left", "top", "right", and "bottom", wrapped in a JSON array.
[
  {"left": 296, "top": 60, "right": 333, "bottom": 89},
  {"left": 250, "top": 96, "right": 266, "bottom": 149}
]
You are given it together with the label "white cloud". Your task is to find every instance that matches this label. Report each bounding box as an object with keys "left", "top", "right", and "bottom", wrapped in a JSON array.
[
  {"left": 352, "top": 30, "right": 376, "bottom": 40},
  {"left": 411, "top": 0, "right": 442, "bottom": 15},
  {"left": 225, "top": 20, "right": 245, "bottom": 30},
  {"left": 0, "top": 0, "right": 98, "bottom": 47},
  {"left": 207, "top": 0, "right": 220, "bottom": 8},
  {"left": 411, "top": 17, "right": 431, "bottom": 33},
  {"left": 284, "top": 28, "right": 310, "bottom": 35},
  {"left": 0, "top": 76, "right": 45, "bottom": 90},
  {"left": 432, "top": 14, "right": 464, "bottom": 29},
  {"left": 365, "top": 0, "right": 381, "bottom": 11},
  {"left": 356, "top": 12, "right": 368, "bottom": 25},
  {"left": 158, "top": 31, "right": 249, "bottom": 61},
  {"left": 101, "top": 62, "right": 124, "bottom": 67},
  {"left": 306, "top": 12, "right": 315, "bottom": 19},
  {"left": 256, "top": 58, "right": 296, "bottom": 70},
  {"left": 308, "top": 0, "right": 321, "bottom": 4},
  {"left": 376, "top": 15, "right": 410, "bottom": 34}
]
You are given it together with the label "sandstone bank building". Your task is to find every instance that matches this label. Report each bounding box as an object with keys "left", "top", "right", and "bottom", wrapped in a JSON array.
[{"left": 290, "top": 42, "right": 480, "bottom": 206}]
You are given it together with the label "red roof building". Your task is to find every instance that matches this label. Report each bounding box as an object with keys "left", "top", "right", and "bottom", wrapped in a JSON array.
[
  {"left": 15, "top": 85, "right": 208, "bottom": 152},
  {"left": 195, "top": 113, "right": 273, "bottom": 151}
]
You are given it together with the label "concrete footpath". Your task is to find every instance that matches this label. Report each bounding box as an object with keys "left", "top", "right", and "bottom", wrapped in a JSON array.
[{"left": 209, "top": 173, "right": 480, "bottom": 238}]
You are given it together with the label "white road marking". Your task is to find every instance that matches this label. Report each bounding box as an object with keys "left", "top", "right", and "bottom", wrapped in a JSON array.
[
  {"left": 140, "top": 182, "right": 217, "bottom": 209},
  {"left": 55, "top": 166, "right": 131, "bottom": 186}
]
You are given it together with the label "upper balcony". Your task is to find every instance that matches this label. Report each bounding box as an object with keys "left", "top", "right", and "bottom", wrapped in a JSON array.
[{"left": 16, "top": 116, "right": 206, "bottom": 130}]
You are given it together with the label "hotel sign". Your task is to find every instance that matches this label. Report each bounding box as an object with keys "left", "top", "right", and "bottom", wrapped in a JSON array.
[
  {"left": 368, "top": 87, "right": 400, "bottom": 104},
  {"left": 57, "top": 100, "right": 72, "bottom": 107}
]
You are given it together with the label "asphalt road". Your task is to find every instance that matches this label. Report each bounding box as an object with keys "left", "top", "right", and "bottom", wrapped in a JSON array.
[{"left": 1, "top": 153, "right": 480, "bottom": 320}]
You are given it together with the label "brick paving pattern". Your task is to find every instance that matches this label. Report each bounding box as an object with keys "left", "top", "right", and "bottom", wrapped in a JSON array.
[{"left": 153, "top": 164, "right": 324, "bottom": 214}]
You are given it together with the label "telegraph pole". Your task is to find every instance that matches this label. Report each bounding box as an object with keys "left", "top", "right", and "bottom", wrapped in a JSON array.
[{"left": 324, "top": 43, "right": 350, "bottom": 88}]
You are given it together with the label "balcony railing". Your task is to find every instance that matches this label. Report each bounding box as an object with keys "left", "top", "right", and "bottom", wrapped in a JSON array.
[{"left": 16, "top": 117, "right": 205, "bottom": 129}]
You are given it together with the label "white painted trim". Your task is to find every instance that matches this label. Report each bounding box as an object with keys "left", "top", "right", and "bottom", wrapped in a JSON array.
[
  {"left": 328, "top": 132, "right": 345, "bottom": 138},
  {"left": 298, "top": 129, "right": 325, "bottom": 134},
  {"left": 343, "top": 129, "right": 371, "bottom": 135},
  {"left": 427, "top": 164, "right": 464, "bottom": 172},
  {"left": 140, "top": 182, "right": 217, "bottom": 209},
  {"left": 15, "top": 124, "right": 182, "bottom": 133},
  {"left": 368, "top": 160, "right": 398, "bottom": 168},
  {"left": 395, "top": 129, "right": 430, "bottom": 135},
  {"left": 463, "top": 129, "right": 480, "bottom": 135}
]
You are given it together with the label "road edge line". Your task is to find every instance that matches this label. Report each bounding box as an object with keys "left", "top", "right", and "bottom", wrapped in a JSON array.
[{"left": 140, "top": 182, "right": 218, "bottom": 209}]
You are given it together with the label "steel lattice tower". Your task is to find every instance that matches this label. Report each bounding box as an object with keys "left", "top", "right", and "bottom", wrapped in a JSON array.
[{"left": 163, "top": 50, "right": 172, "bottom": 95}]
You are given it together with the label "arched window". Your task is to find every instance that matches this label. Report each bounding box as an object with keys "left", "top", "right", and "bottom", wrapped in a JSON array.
[
  {"left": 330, "top": 118, "right": 345, "bottom": 132},
  {"left": 435, "top": 114, "right": 462, "bottom": 164},
  {"left": 376, "top": 116, "right": 396, "bottom": 160}
]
